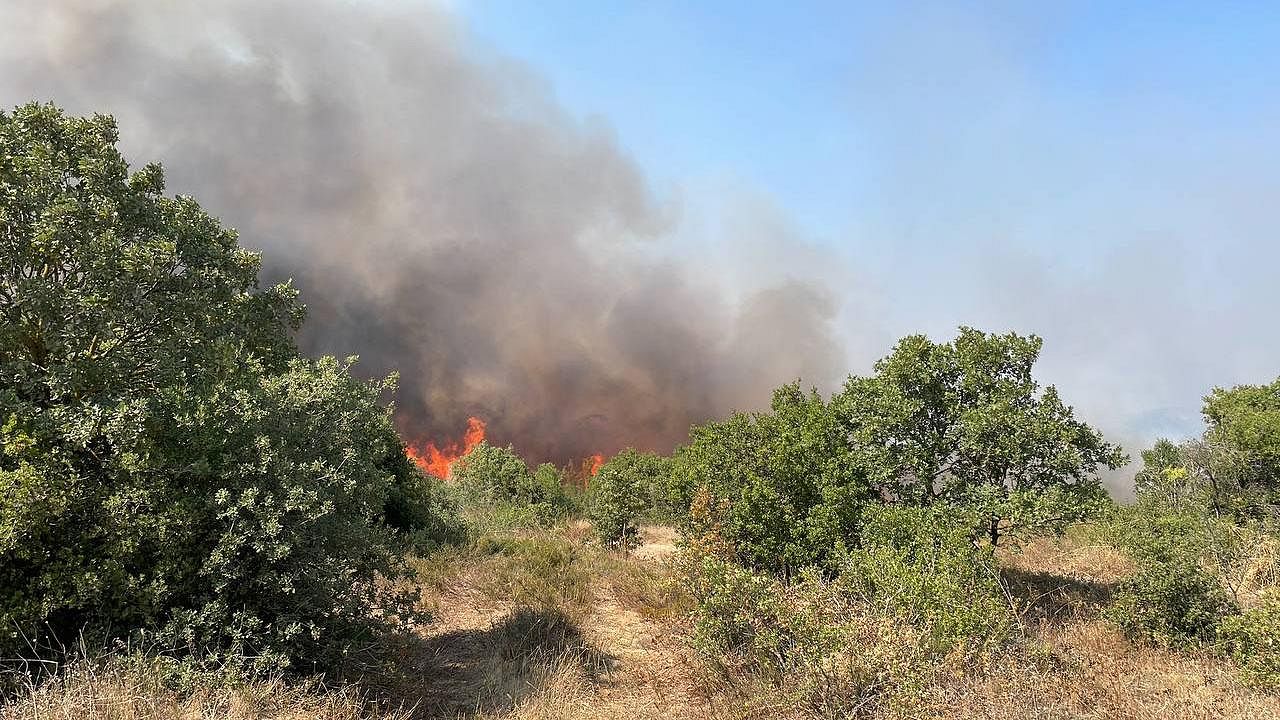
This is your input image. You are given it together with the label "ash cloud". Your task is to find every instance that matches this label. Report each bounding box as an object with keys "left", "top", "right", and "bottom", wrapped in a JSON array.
[{"left": 0, "top": 0, "right": 846, "bottom": 461}]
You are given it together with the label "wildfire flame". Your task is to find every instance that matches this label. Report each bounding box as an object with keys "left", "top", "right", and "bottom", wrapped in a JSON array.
[
  {"left": 406, "top": 416, "right": 486, "bottom": 479},
  {"left": 587, "top": 453, "right": 604, "bottom": 476}
]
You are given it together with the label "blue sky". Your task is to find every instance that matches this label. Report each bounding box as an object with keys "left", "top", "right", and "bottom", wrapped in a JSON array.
[
  {"left": 458, "top": 1, "right": 1280, "bottom": 447},
  {"left": 460, "top": 1, "right": 1278, "bottom": 240}
]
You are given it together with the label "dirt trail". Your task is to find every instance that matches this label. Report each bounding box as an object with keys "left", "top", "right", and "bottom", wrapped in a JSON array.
[
  {"left": 404, "top": 525, "right": 715, "bottom": 720},
  {"left": 632, "top": 525, "right": 679, "bottom": 561}
]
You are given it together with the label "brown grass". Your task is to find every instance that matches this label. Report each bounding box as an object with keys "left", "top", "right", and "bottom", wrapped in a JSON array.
[
  {"left": 0, "top": 664, "right": 402, "bottom": 720},
  {"left": 6, "top": 525, "right": 1279, "bottom": 720}
]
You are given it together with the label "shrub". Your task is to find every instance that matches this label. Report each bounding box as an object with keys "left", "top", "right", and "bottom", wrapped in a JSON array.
[
  {"left": 533, "top": 462, "right": 576, "bottom": 515},
  {"left": 589, "top": 448, "right": 668, "bottom": 547},
  {"left": 1103, "top": 511, "right": 1237, "bottom": 646},
  {"left": 669, "top": 383, "right": 869, "bottom": 573},
  {"left": 383, "top": 466, "right": 467, "bottom": 551},
  {"left": 0, "top": 104, "right": 452, "bottom": 673},
  {"left": 1107, "top": 560, "right": 1235, "bottom": 647},
  {"left": 1219, "top": 592, "right": 1280, "bottom": 690},
  {"left": 684, "top": 553, "right": 928, "bottom": 716},
  {"left": 840, "top": 504, "right": 1013, "bottom": 654},
  {"left": 685, "top": 552, "right": 787, "bottom": 673},
  {"left": 452, "top": 442, "right": 569, "bottom": 522},
  {"left": 452, "top": 441, "right": 534, "bottom": 503},
  {"left": 678, "top": 508, "right": 967, "bottom": 716}
]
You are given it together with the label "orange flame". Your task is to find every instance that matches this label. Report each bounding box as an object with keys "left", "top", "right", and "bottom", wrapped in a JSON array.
[
  {"left": 406, "top": 416, "right": 486, "bottom": 479},
  {"left": 587, "top": 453, "right": 605, "bottom": 476}
]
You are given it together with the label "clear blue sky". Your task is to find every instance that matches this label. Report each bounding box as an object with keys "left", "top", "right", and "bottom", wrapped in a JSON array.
[
  {"left": 458, "top": 1, "right": 1280, "bottom": 447},
  {"left": 460, "top": 1, "right": 1278, "bottom": 242}
]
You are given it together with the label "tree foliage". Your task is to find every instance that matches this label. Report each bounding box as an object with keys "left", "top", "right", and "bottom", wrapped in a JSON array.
[
  {"left": 671, "top": 383, "right": 868, "bottom": 573},
  {"left": 834, "top": 327, "right": 1125, "bottom": 545},
  {"left": 1202, "top": 379, "right": 1280, "bottom": 515},
  {"left": 0, "top": 103, "right": 451, "bottom": 671},
  {"left": 589, "top": 448, "right": 670, "bottom": 547},
  {"left": 451, "top": 441, "right": 571, "bottom": 522}
]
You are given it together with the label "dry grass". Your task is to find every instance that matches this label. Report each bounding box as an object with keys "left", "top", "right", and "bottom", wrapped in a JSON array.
[
  {"left": 7, "top": 524, "right": 1279, "bottom": 720},
  {"left": 0, "top": 663, "right": 401, "bottom": 720},
  {"left": 945, "top": 532, "right": 1280, "bottom": 720},
  {"left": 998, "top": 531, "right": 1134, "bottom": 629},
  {"left": 923, "top": 618, "right": 1280, "bottom": 720}
]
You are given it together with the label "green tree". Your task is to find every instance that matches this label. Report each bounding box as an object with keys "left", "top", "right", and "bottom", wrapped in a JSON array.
[
  {"left": 1133, "top": 438, "right": 1200, "bottom": 512},
  {"left": 452, "top": 441, "right": 536, "bottom": 503},
  {"left": 834, "top": 327, "right": 1126, "bottom": 546},
  {"left": 671, "top": 383, "right": 869, "bottom": 573},
  {"left": 589, "top": 448, "right": 669, "bottom": 547},
  {"left": 1201, "top": 379, "right": 1280, "bottom": 515},
  {"left": 1131, "top": 379, "right": 1280, "bottom": 519},
  {"left": 0, "top": 103, "right": 449, "bottom": 671}
]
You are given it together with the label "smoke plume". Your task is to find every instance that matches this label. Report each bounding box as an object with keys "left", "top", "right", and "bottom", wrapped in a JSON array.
[{"left": 0, "top": 0, "right": 845, "bottom": 461}]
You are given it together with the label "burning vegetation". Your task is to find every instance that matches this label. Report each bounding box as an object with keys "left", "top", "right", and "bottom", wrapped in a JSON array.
[
  {"left": 407, "top": 416, "right": 606, "bottom": 481},
  {"left": 405, "top": 416, "right": 488, "bottom": 480}
]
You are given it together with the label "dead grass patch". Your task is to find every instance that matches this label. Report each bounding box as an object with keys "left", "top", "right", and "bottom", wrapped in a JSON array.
[{"left": 1, "top": 662, "right": 401, "bottom": 720}]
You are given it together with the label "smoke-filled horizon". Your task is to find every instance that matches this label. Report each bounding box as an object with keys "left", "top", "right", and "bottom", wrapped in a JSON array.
[{"left": 0, "top": 0, "right": 846, "bottom": 462}]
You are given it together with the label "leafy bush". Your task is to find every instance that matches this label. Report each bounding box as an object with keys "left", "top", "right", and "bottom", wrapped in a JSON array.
[
  {"left": 0, "top": 103, "right": 455, "bottom": 673},
  {"left": 1107, "top": 560, "right": 1235, "bottom": 647},
  {"left": 451, "top": 441, "right": 533, "bottom": 502},
  {"left": 533, "top": 462, "right": 577, "bottom": 515},
  {"left": 452, "top": 442, "right": 569, "bottom": 522},
  {"left": 589, "top": 448, "right": 669, "bottom": 547},
  {"left": 1103, "top": 511, "right": 1237, "bottom": 646},
  {"left": 685, "top": 552, "right": 787, "bottom": 672},
  {"left": 840, "top": 504, "right": 1012, "bottom": 654},
  {"left": 680, "top": 508, "right": 998, "bottom": 715},
  {"left": 669, "top": 383, "right": 869, "bottom": 573},
  {"left": 684, "top": 553, "right": 928, "bottom": 716},
  {"left": 1219, "top": 592, "right": 1280, "bottom": 690},
  {"left": 383, "top": 465, "right": 467, "bottom": 551}
]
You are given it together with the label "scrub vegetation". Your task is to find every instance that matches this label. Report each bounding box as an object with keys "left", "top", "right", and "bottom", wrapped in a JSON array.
[{"left": 3, "top": 104, "right": 1278, "bottom": 719}]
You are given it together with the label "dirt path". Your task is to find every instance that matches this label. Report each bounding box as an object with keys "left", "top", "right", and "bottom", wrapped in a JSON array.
[
  {"left": 401, "top": 525, "right": 716, "bottom": 720},
  {"left": 632, "top": 525, "right": 679, "bottom": 561}
]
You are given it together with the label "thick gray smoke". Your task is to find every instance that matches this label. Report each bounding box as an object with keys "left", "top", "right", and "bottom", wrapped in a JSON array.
[{"left": 0, "top": 0, "right": 845, "bottom": 461}]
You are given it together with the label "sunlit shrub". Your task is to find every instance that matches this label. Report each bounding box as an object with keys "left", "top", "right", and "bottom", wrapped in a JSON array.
[
  {"left": 589, "top": 449, "right": 669, "bottom": 547},
  {"left": 452, "top": 442, "right": 569, "bottom": 523},
  {"left": 669, "top": 383, "right": 868, "bottom": 573},
  {"left": 0, "top": 105, "right": 454, "bottom": 674},
  {"left": 1103, "top": 510, "right": 1236, "bottom": 646},
  {"left": 839, "top": 504, "right": 1013, "bottom": 654},
  {"left": 1219, "top": 591, "right": 1280, "bottom": 690},
  {"left": 684, "top": 552, "right": 928, "bottom": 716}
]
